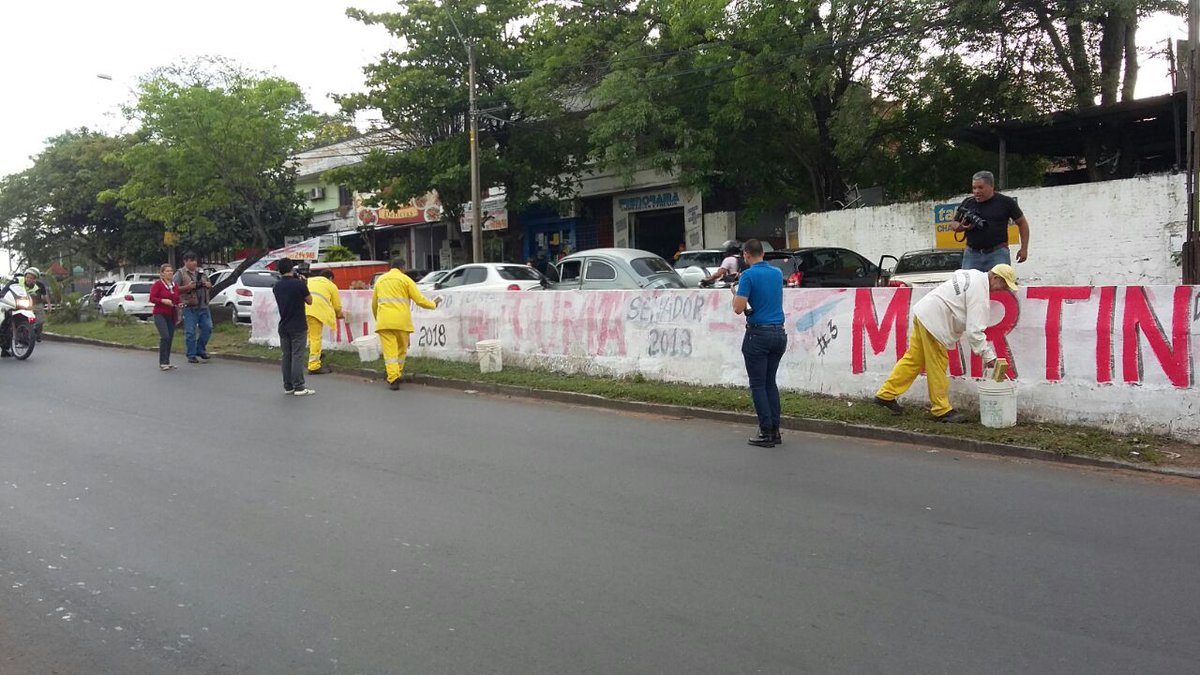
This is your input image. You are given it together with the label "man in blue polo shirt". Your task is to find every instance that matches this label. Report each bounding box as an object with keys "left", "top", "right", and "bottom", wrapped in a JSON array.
[{"left": 733, "top": 239, "right": 787, "bottom": 447}]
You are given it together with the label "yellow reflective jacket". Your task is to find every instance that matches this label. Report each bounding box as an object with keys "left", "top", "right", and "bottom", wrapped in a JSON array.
[
  {"left": 304, "top": 276, "right": 343, "bottom": 327},
  {"left": 371, "top": 269, "right": 436, "bottom": 332}
]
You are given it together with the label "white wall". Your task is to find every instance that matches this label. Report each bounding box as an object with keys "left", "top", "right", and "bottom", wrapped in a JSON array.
[
  {"left": 794, "top": 173, "right": 1188, "bottom": 286},
  {"left": 251, "top": 284, "right": 1200, "bottom": 442}
]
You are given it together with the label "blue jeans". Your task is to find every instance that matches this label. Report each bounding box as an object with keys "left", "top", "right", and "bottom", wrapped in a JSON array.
[
  {"left": 742, "top": 325, "right": 787, "bottom": 432},
  {"left": 961, "top": 245, "right": 1011, "bottom": 273},
  {"left": 182, "top": 307, "right": 213, "bottom": 359}
]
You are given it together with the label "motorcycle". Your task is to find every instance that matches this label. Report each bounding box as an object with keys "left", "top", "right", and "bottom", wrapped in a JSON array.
[{"left": 0, "top": 279, "right": 37, "bottom": 360}]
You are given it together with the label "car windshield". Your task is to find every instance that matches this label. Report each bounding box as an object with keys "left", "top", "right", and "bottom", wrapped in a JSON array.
[
  {"left": 241, "top": 272, "right": 280, "bottom": 288},
  {"left": 894, "top": 251, "right": 963, "bottom": 274},
  {"left": 419, "top": 271, "right": 447, "bottom": 282},
  {"left": 130, "top": 283, "right": 152, "bottom": 294},
  {"left": 497, "top": 266, "right": 543, "bottom": 281},
  {"left": 674, "top": 252, "right": 723, "bottom": 269},
  {"left": 631, "top": 257, "right": 675, "bottom": 277}
]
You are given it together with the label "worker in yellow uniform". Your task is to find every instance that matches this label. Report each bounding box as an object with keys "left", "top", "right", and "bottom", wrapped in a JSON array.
[
  {"left": 372, "top": 259, "right": 441, "bottom": 390},
  {"left": 304, "top": 268, "right": 343, "bottom": 374}
]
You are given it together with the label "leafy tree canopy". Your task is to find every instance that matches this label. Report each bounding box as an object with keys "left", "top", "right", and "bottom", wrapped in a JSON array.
[{"left": 117, "top": 57, "right": 318, "bottom": 291}]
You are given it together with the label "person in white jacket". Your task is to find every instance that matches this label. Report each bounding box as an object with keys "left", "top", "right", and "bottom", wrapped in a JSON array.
[{"left": 874, "top": 264, "right": 1018, "bottom": 423}]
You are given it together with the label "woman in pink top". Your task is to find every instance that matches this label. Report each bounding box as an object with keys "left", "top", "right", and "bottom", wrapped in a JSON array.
[{"left": 149, "top": 263, "right": 181, "bottom": 371}]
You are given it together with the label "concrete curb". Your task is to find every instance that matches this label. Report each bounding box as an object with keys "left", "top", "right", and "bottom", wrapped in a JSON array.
[{"left": 45, "top": 332, "right": 1200, "bottom": 480}]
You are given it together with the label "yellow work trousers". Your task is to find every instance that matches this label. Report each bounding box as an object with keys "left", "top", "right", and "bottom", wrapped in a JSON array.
[
  {"left": 378, "top": 329, "right": 411, "bottom": 384},
  {"left": 307, "top": 317, "right": 325, "bottom": 372},
  {"left": 876, "top": 318, "right": 953, "bottom": 417}
]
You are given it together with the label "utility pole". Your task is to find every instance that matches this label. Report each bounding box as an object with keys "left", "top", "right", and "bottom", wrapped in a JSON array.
[
  {"left": 1187, "top": 0, "right": 1199, "bottom": 284},
  {"left": 469, "top": 46, "right": 483, "bottom": 264}
]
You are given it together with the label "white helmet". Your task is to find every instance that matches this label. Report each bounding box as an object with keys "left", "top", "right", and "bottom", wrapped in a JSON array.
[{"left": 24, "top": 267, "right": 40, "bottom": 277}]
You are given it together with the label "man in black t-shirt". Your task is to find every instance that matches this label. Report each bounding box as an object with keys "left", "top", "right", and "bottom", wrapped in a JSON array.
[
  {"left": 273, "top": 258, "right": 315, "bottom": 396},
  {"left": 953, "top": 170, "right": 1031, "bottom": 272}
]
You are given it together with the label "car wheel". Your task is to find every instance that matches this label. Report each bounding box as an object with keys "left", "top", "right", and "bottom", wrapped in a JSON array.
[{"left": 227, "top": 303, "right": 240, "bottom": 323}]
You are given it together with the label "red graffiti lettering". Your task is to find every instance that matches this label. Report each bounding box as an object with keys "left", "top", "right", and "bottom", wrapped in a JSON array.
[
  {"left": 1096, "top": 286, "right": 1116, "bottom": 383},
  {"left": 968, "top": 292, "right": 1020, "bottom": 378},
  {"left": 1121, "top": 286, "right": 1193, "bottom": 388},
  {"left": 1026, "top": 287, "right": 1092, "bottom": 381},
  {"left": 851, "top": 287, "right": 910, "bottom": 374},
  {"left": 585, "top": 293, "right": 627, "bottom": 356}
]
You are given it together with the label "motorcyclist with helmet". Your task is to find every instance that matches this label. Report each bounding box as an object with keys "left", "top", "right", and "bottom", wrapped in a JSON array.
[
  {"left": 1, "top": 268, "right": 48, "bottom": 356},
  {"left": 701, "top": 240, "right": 743, "bottom": 287}
]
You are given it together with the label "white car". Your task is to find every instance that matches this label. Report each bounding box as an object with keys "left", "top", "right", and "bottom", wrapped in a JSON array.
[
  {"left": 98, "top": 280, "right": 154, "bottom": 319},
  {"left": 209, "top": 269, "right": 280, "bottom": 322},
  {"left": 673, "top": 250, "right": 727, "bottom": 287},
  {"left": 416, "top": 269, "right": 452, "bottom": 292},
  {"left": 879, "top": 249, "right": 964, "bottom": 288},
  {"left": 431, "top": 263, "right": 546, "bottom": 293}
]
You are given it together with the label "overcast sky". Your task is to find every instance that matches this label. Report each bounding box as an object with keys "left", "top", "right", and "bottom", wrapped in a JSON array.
[
  {"left": 0, "top": 3, "right": 1187, "bottom": 274},
  {"left": 0, "top": 0, "right": 399, "bottom": 178}
]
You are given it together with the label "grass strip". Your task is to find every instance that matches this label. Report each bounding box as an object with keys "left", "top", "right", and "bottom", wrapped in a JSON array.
[{"left": 48, "top": 319, "right": 1189, "bottom": 465}]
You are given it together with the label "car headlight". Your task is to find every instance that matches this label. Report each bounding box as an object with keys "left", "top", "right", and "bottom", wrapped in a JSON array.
[{"left": 15, "top": 297, "right": 32, "bottom": 310}]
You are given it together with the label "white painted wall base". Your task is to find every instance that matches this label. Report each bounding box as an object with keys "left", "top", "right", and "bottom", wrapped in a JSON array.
[{"left": 251, "top": 285, "right": 1200, "bottom": 443}]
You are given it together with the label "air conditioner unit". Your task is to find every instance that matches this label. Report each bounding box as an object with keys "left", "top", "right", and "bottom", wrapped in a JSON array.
[{"left": 305, "top": 187, "right": 326, "bottom": 201}]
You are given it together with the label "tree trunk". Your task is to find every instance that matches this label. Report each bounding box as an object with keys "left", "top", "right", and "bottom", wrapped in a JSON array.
[
  {"left": 1121, "top": 18, "right": 1138, "bottom": 102},
  {"left": 1098, "top": 12, "right": 1126, "bottom": 106},
  {"left": 209, "top": 209, "right": 272, "bottom": 297},
  {"left": 1065, "top": 18, "right": 1096, "bottom": 110}
]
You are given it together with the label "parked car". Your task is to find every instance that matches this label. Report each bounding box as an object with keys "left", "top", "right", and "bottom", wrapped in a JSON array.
[
  {"left": 673, "top": 250, "right": 726, "bottom": 287},
  {"left": 544, "top": 248, "right": 687, "bottom": 290},
  {"left": 766, "top": 247, "right": 881, "bottom": 288},
  {"left": 98, "top": 281, "right": 154, "bottom": 319},
  {"left": 432, "top": 263, "right": 547, "bottom": 293},
  {"left": 415, "top": 269, "right": 452, "bottom": 291},
  {"left": 209, "top": 269, "right": 281, "bottom": 322},
  {"left": 673, "top": 243, "right": 776, "bottom": 287},
  {"left": 878, "top": 249, "right": 964, "bottom": 287}
]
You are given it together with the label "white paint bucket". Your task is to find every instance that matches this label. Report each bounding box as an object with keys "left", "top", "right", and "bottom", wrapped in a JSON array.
[
  {"left": 351, "top": 334, "right": 381, "bottom": 362},
  {"left": 477, "top": 339, "right": 502, "bottom": 373},
  {"left": 977, "top": 380, "right": 1017, "bottom": 428}
]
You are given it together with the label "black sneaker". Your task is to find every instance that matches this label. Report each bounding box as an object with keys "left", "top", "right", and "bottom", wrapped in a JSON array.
[
  {"left": 188, "top": 357, "right": 200, "bottom": 364},
  {"left": 310, "top": 366, "right": 332, "bottom": 375},
  {"left": 934, "top": 410, "right": 969, "bottom": 424},
  {"left": 197, "top": 353, "right": 212, "bottom": 361},
  {"left": 747, "top": 430, "right": 776, "bottom": 448},
  {"left": 874, "top": 396, "right": 904, "bottom": 415},
  {"left": 388, "top": 380, "right": 401, "bottom": 391},
  {"left": 771, "top": 428, "right": 783, "bottom": 445}
]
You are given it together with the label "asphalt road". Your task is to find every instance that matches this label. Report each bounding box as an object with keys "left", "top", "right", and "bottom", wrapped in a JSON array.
[{"left": 1, "top": 342, "right": 1198, "bottom": 675}]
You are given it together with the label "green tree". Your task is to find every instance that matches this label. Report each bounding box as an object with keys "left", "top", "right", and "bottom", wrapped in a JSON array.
[
  {"left": 117, "top": 58, "right": 318, "bottom": 293},
  {"left": 0, "top": 130, "right": 162, "bottom": 272},
  {"left": 332, "top": 0, "right": 589, "bottom": 256}
]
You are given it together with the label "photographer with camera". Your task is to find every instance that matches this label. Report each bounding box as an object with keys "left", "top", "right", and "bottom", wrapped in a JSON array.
[{"left": 953, "top": 171, "right": 1030, "bottom": 272}]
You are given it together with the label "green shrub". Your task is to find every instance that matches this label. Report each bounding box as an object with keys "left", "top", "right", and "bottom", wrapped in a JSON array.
[
  {"left": 321, "top": 245, "right": 358, "bottom": 263},
  {"left": 105, "top": 306, "right": 135, "bottom": 327}
]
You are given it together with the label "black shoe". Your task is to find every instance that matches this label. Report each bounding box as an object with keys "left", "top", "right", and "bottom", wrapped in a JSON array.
[
  {"left": 771, "top": 428, "right": 782, "bottom": 445},
  {"left": 310, "top": 366, "right": 332, "bottom": 375},
  {"left": 388, "top": 380, "right": 401, "bottom": 391},
  {"left": 197, "top": 353, "right": 212, "bottom": 361},
  {"left": 934, "top": 410, "right": 969, "bottom": 424},
  {"left": 188, "top": 357, "right": 200, "bottom": 364},
  {"left": 748, "top": 430, "right": 776, "bottom": 448},
  {"left": 874, "top": 396, "right": 904, "bottom": 415},
  {"left": 0, "top": 351, "right": 11, "bottom": 358}
]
